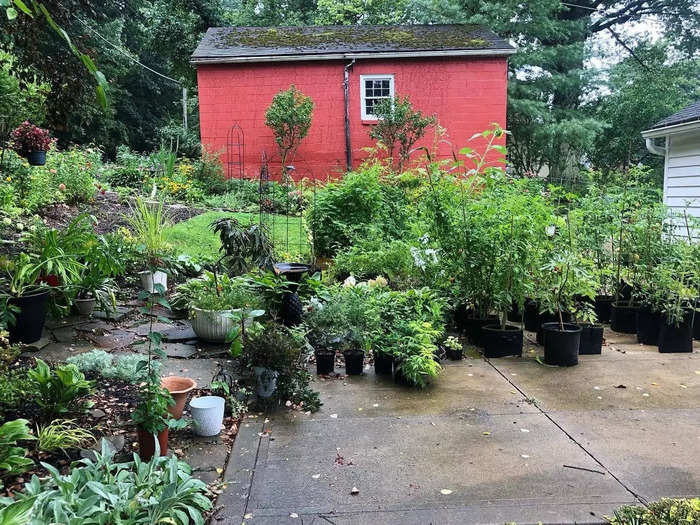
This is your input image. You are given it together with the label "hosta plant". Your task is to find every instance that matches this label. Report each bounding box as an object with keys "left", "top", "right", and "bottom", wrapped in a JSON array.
[
  {"left": 11, "top": 441, "right": 212, "bottom": 524},
  {"left": 27, "top": 359, "right": 94, "bottom": 420},
  {"left": 0, "top": 419, "right": 34, "bottom": 489}
]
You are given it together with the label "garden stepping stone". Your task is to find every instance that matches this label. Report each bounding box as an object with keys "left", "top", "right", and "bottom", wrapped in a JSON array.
[
  {"left": 25, "top": 343, "right": 94, "bottom": 363},
  {"left": 162, "top": 342, "right": 197, "bottom": 359},
  {"left": 161, "top": 323, "right": 197, "bottom": 342},
  {"left": 93, "top": 306, "right": 132, "bottom": 322},
  {"left": 126, "top": 322, "right": 172, "bottom": 337},
  {"left": 76, "top": 320, "right": 112, "bottom": 334},
  {"left": 88, "top": 330, "right": 137, "bottom": 350},
  {"left": 25, "top": 333, "right": 52, "bottom": 352},
  {"left": 45, "top": 315, "right": 83, "bottom": 330},
  {"left": 149, "top": 304, "right": 187, "bottom": 320},
  {"left": 162, "top": 358, "right": 221, "bottom": 389},
  {"left": 52, "top": 326, "right": 76, "bottom": 343}
]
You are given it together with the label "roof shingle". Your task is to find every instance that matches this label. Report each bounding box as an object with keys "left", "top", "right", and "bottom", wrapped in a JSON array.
[
  {"left": 191, "top": 24, "right": 514, "bottom": 63},
  {"left": 650, "top": 100, "right": 700, "bottom": 129}
]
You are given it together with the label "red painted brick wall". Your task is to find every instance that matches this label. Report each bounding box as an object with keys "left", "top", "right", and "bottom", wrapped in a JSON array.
[{"left": 196, "top": 56, "right": 508, "bottom": 181}]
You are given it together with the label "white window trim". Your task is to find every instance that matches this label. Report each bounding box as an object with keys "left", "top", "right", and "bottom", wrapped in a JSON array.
[{"left": 360, "top": 74, "right": 394, "bottom": 120}]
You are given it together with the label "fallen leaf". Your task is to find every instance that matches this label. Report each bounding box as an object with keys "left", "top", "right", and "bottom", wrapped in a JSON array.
[
  {"left": 593, "top": 386, "right": 600, "bottom": 390},
  {"left": 642, "top": 393, "right": 650, "bottom": 397},
  {"left": 651, "top": 382, "right": 658, "bottom": 386},
  {"left": 615, "top": 384, "right": 626, "bottom": 389},
  {"left": 312, "top": 474, "right": 320, "bottom": 479},
  {"left": 482, "top": 431, "right": 491, "bottom": 436},
  {"left": 440, "top": 489, "right": 453, "bottom": 495},
  {"left": 330, "top": 414, "right": 338, "bottom": 419},
  {"left": 372, "top": 403, "right": 379, "bottom": 407},
  {"left": 520, "top": 428, "right": 530, "bottom": 433},
  {"left": 290, "top": 513, "right": 299, "bottom": 518},
  {"left": 216, "top": 468, "right": 223, "bottom": 474},
  {"left": 244, "top": 514, "right": 253, "bottom": 519},
  {"left": 351, "top": 487, "right": 359, "bottom": 495},
  {"left": 679, "top": 384, "right": 687, "bottom": 389},
  {"left": 521, "top": 454, "right": 530, "bottom": 459}
]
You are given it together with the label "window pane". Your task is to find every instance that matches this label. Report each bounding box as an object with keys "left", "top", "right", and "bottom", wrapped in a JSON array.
[{"left": 365, "top": 80, "right": 373, "bottom": 90}]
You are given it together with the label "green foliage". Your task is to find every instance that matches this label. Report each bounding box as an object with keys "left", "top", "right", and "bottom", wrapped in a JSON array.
[
  {"left": 13, "top": 441, "right": 212, "bottom": 524},
  {"left": 35, "top": 419, "right": 94, "bottom": 453},
  {"left": 191, "top": 150, "right": 226, "bottom": 195},
  {"left": 172, "top": 271, "right": 263, "bottom": 312},
  {"left": 370, "top": 96, "right": 436, "bottom": 171},
  {"left": 128, "top": 198, "right": 172, "bottom": 266},
  {"left": 0, "top": 48, "right": 50, "bottom": 130},
  {"left": 307, "top": 165, "right": 410, "bottom": 257},
  {"left": 0, "top": 368, "right": 33, "bottom": 421},
  {"left": 0, "top": 496, "right": 36, "bottom": 525},
  {"left": 394, "top": 321, "right": 442, "bottom": 388},
  {"left": 106, "top": 146, "right": 147, "bottom": 188},
  {"left": 0, "top": 419, "right": 34, "bottom": 487},
  {"left": 608, "top": 498, "right": 700, "bottom": 525},
  {"left": 27, "top": 359, "right": 94, "bottom": 420},
  {"left": 332, "top": 238, "right": 418, "bottom": 288},
  {"left": 211, "top": 217, "right": 275, "bottom": 275},
  {"left": 264, "top": 85, "right": 314, "bottom": 175}
]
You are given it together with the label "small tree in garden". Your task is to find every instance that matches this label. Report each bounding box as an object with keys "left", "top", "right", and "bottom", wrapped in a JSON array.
[
  {"left": 370, "top": 96, "right": 436, "bottom": 171},
  {"left": 264, "top": 85, "right": 313, "bottom": 179}
]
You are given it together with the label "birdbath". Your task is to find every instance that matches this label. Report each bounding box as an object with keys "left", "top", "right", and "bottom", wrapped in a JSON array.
[{"left": 273, "top": 263, "right": 312, "bottom": 326}]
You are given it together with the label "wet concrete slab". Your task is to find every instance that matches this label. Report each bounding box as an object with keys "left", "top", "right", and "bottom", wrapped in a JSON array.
[
  {"left": 24, "top": 342, "right": 95, "bottom": 362},
  {"left": 489, "top": 353, "right": 700, "bottom": 411},
  {"left": 552, "top": 408, "right": 700, "bottom": 502},
  {"left": 161, "top": 357, "right": 223, "bottom": 389}
]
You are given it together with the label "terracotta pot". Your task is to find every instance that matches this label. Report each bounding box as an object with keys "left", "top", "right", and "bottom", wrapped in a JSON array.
[
  {"left": 161, "top": 376, "right": 197, "bottom": 419},
  {"left": 137, "top": 427, "right": 168, "bottom": 461}
]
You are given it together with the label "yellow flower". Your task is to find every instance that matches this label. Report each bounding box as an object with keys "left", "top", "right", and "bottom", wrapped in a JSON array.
[{"left": 5, "top": 177, "right": 11, "bottom": 182}]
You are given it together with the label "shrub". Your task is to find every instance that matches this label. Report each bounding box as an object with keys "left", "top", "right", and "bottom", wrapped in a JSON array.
[
  {"left": 306, "top": 165, "right": 410, "bottom": 257},
  {"left": 332, "top": 239, "right": 416, "bottom": 287},
  {"left": 0, "top": 367, "right": 34, "bottom": 420},
  {"left": 192, "top": 150, "right": 226, "bottom": 194},
  {"left": 13, "top": 442, "right": 212, "bottom": 523},
  {"left": 45, "top": 146, "right": 101, "bottom": 204}
]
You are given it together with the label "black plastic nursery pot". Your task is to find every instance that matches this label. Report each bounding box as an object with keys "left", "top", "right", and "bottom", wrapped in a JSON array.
[
  {"left": 453, "top": 304, "right": 469, "bottom": 331},
  {"left": 695, "top": 315, "right": 700, "bottom": 342},
  {"left": 392, "top": 359, "right": 410, "bottom": 386},
  {"left": 464, "top": 315, "right": 498, "bottom": 346},
  {"left": 27, "top": 150, "right": 47, "bottom": 166},
  {"left": 542, "top": 322, "right": 581, "bottom": 366},
  {"left": 374, "top": 351, "right": 394, "bottom": 375},
  {"left": 445, "top": 346, "right": 463, "bottom": 360},
  {"left": 343, "top": 349, "right": 365, "bottom": 375},
  {"left": 481, "top": 324, "right": 523, "bottom": 358},
  {"left": 658, "top": 314, "right": 693, "bottom": 353},
  {"left": 610, "top": 303, "right": 638, "bottom": 334},
  {"left": 314, "top": 348, "right": 335, "bottom": 375},
  {"left": 594, "top": 295, "right": 615, "bottom": 324},
  {"left": 8, "top": 290, "right": 50, "bottom": 344},
  {"left": 536, "top": 311, "right": 572, "bottom": 345},
  {"left": 579, "top": 323, "right": 603, "bottom": 355},
  {"left": 636, "top": 307, "right": 661, "bottom": 346},
  {"left": 507, "top": 301, "right": 522, "bottom": 323},
  {"left": 523, "top": 300, "right": 540, "bottom": 332}
]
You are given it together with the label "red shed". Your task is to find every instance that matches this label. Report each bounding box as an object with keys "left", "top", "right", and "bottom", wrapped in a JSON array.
[{"left": 191, "top": 25, "right": 514, "bottom": 180}]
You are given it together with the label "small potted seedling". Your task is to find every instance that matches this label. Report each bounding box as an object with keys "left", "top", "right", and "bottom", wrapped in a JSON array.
[{"left": 443, "top": 335, "right": 463, "bottom": 360}]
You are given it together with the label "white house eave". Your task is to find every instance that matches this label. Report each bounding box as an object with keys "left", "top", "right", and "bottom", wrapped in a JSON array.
[
  {"left": 191, "top": 48, "right": 516, "bottom": 65},
  {"left": 641, "top": 119, "right": 700, "bottom": 139}
]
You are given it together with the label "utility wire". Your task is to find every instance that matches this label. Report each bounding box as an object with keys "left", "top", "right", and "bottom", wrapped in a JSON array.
[{"left": 74, "top": 15, "right": 181, "bottom": 85}]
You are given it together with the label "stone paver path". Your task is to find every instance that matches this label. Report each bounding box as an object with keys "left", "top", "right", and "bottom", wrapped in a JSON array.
[{"left": 217, "top": 329, "right": 700, "bottom": 524}]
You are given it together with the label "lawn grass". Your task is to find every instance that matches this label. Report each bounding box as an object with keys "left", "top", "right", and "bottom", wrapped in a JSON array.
[{"left": 163, "top": 211, "right": 310, "bottom": 262}]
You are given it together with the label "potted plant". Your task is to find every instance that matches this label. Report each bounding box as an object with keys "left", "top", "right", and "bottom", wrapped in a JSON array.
[
  {"left": 70, "top": 271, "right": 118, "bottom": 317},
  {"left": 10, "top": 121, "right": 52, "bottom": 166},
  {"left": 0, "top": 252, "right": 80, "bottom": 344},
  {"left": 242, "top": 321, "right": 305, "bottom": 399},
  {"left": 340, "top": 330, "right": 365, "bottom": 376},
  {"left": 538, "top": 218, "right": 596, "bottom": 367},
  {"left": 392, "top": 321, "right": 442, "bottom": 388},
  {"left": 653, "top": 254, "right": 697, "bottom": 354},
  {"left": 574, "top": 300, "right": 604, "bottom": 355},
  {"left": 131, "top": 289, "right": 185, "bottom": 460},
  {"left": 442, "top": 335, "right": 463, "bottom": 361},
  {"left": 127, "top": 198, "right": 171, "bottom": 293},
  {"left": 174, "top": 272, "right": 265, "bottom": 343}
]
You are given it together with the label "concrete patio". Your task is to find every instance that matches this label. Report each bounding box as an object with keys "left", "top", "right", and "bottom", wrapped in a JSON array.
[{"left": 216, "top": 329, "right": 700, "bottom": 524}]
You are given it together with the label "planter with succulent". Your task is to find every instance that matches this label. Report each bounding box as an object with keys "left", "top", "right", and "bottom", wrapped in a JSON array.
[
  {"left": 131, "top": 290, "right": 186, "bottom": 460},
  {"left": 10, "top": 121, "right": 52, "bottom": 166},
  {"left": 128, "top": 198, "right": 172, "bottom": 293}
]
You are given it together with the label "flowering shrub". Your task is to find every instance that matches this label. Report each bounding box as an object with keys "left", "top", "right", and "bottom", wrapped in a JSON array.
[
  {"left": 47, "top": 146, "right": 101, "bottom": 204},
  {"left": 9, "top": 121, "right": 51, "bottom": 153}
]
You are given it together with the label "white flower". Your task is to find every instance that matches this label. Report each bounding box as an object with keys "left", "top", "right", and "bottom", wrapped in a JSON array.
[
  {"left": 343, "top": 275, "right": 356, "bottom": 287},
  {"left": 411, "top": 247, "right": 426, "bottom": 270},
  {"left": 15, "top": 222, "right": 24, "bottom": 231},
  {"left": 546, "top": 225, "right": 556, "bottom": 237},
  {"left": 2, "top": 218, "right": 11, "bottom": 226}
]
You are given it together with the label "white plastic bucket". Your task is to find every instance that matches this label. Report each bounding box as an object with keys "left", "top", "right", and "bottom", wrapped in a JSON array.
[
  {"left": 139, "top": 270, "right": 168, "bottom": 293},
  {"left": 189, "top": 396, "right": 225, "bottom": 437}
]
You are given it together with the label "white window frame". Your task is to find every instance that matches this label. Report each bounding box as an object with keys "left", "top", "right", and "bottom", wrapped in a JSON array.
[{"left": 360, "top": 74, "right": 394, "bottom": 120}]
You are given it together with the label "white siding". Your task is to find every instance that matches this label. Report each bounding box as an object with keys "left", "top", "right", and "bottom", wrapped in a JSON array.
[{"left": 664, "top": 132, "right": 700, "bottom": 238}]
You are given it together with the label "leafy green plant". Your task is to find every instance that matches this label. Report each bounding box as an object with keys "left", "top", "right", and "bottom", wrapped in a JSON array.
[
  {"left": 172, "top": 271, "right": 263, "bottom": 312},
  {"left": 128, "top": 198, "right": 172, "bottom": 268},
  {"left": 0, "top": 419, "right": 34, "bottom": 488},
  {"left": 0, "top": 367, "right": 34, "bottom": 421},
  {"left": 264, "top": 85, "right": 314, "bottom": 179},
  {"left": 13, "top": 441, "right": 212, "bottom": 524},
  {"left": 106, "top": 145, "right": 146, "bottom": 188},
  {"left": 27, "top": 359, "right": 94, "bottom": 420},
  {"left": 211, "top": 217, "right": 275, "bottom": 276},
  {"left": 0, "top": 496, "right": 36, "bottom": 525},
  {"left": 35, "top": 419, "right": 94, "bottom": 454},
  {"left": 607, "top": 498, "right": 700, "bottom": 525},
  {"left": 370, "top": 96, "right": 436, "bottom": 171},
  {"left": 67, "top": 350, "right": 162, "bottom": 384},
  {"left": 394, "top": 321, "right": 442, "bottom": 388}
]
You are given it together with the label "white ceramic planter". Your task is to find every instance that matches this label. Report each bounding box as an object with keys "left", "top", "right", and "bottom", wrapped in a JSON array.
[
  {"left": 254, "top": 366, "right": 279, "bottom": 399},
  {"left": 191, "top": 307, "right": 244, "bottom": 343},
  {"left": 140, "top": 270, "right": 168, "bottom": 293},
  {"left": 189, "top": 396, "right": 225, "bottom": 437}
]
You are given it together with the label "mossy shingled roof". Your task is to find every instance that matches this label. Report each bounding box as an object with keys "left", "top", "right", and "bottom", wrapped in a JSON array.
[{"left": 191, "top": 24, "right": 514, "bottom": 62}]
